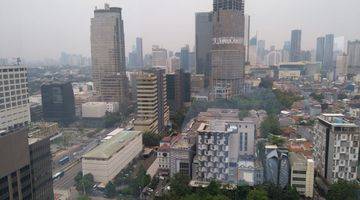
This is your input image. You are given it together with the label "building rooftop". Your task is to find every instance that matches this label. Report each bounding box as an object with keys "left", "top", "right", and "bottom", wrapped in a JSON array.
[
  {"left": 83, "top": 130, "right": 142, "bottom": 160},
  {"left": 318, "top": 113, "right": 358, "bottom": 127}
]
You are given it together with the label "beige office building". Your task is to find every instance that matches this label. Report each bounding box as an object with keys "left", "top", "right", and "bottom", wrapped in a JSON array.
[
  {"left": 82, "top": 130, "right": 143, "bottom": 183},
  {"left": 289, "top": 152, "right": 314, "bottom": 198},
  {"left": 134, "top": 69, "right": 169, "bottom": 134},
  {"left": 91, "top": 4, "right": 128, "bottom": 105}
]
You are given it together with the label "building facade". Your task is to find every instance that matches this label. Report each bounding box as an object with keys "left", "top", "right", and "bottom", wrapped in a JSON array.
[
  {"left": 290, "top": 30, "right": 302, "bottom": 62},
  {"left": 195, "top": 12, "right": 213, "bottom": 87},
  {"left": 289, "top": 152, "right": 314, "bottom": 198},
  {"left": 313, "top": 114, "right": 359, "bottom": 183},
  {"left": 0, "top": 65, "right": 30, "bottom": 130},
  {"left": 211, "top": 0, "right": 246, "bottom": 97},
  {"left": 316, "top": 37, "right": 325, "bottom": 63},
  {"left": 347, "top": 40, "right": 360, "bottom": 74},
  {"left": 41, "top": 82, "right": 76, "bottom": 125},
  {"left": 91, "top": 4, "right": 128, "bottom": 104}
]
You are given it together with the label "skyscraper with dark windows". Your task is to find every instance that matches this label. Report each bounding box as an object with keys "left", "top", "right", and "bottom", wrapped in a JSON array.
[
  {"left": 323, "top": 34, "right": 334, "bottom": 71},
  {"left": 316, "top": 37, "right": 325, "bottom": 63},
  {"left": 196, "top": 12, "right": 213, "bottom": 87},
  {"left": 211, "top": 0, "right": 246, "bottom": 97},
  {"left": 91, "top": 4, "right": 128, "bottom": 105},
  {"left": 180, "top": 45, "right": 190, "bottom": 72},
  {"left": 41, "top": 82, "right": 76, "bottom": 125},
  {"left": 290, "top": 30, "right": 302, "bottom": 62},
  {"left": 136, "top": 37, "right": 144, "bottom": 67}
]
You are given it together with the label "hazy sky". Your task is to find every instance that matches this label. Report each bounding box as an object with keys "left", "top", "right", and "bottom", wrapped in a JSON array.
[{"left": 0, "top": 0, "right": 359, "bottom": 60}]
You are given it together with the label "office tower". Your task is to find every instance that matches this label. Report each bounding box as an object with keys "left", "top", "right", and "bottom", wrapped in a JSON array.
[
  {"left": 316, "top": 37, "right": 325, "bottom": 63},
  {"left": 290, "top": 30, "right": 302, "bottom": 62},
  {"left": 257, "top": 40, "right": 266, "bottom": 64},
  {"left": 152, "top": 45, "right": 168, "bottom": 66},
  {"left": 134, "top": 69, "right": 169, "bottom": 134},
  {"left": 194, "top": 119, "right": 256, "bottom": 183},
  {"left": 166, "top": 69, "right": 191, "bottom": 116},
  {"left": 28, "top": 124, "right": 55, "bottom": 199},
  {"left": 136, "top": 37, "right": 144, "bottom": 67},
  {"left": 180, "top": 45, "right": 190, "bottom": 72},
  {"left": 91, "top": 4, "right": 128, "bottom": 104},
  {"left": 189, "top": 51, "right": 196, "bottom": 73},
  {"left": 301, "top": 50, "right": 312, "bottom": 62},
  {"left": 323, "top": 34, "right": 334, "bottom": 71},
  {"left": 347, "top": 40, "right": 360, "bottom": 71},
  {"left": 195, "top": 12, "right": 213, "bottom": 87},
  {"left": 335, "top": 53, "right": 348, "bottom": 78},
  {"left": 128, "top": 51, "right": 137, "bottom": 67},
  {"left": 0, "top": 64, "right": 30, "bottom": 130},
  {"left": 0, "top": 129, "right": 32, "bottom": 200},
  {"left": 289, "top": 152, "right": 314, "bottom": 198},
  {"left": 41, "top": 82, "right": 76, "bottom": 125},
  {"left": 244, "top": 15, "right": 251, "bottom": 63},
  {"left": 266, "top": 50, "right": 282, "bottom": 66},
  {"left": 248, "top": 36, "right": 257, "bottom": 65},
  {"left": 167, "top": 56, "right": 180, "bottom": 73},
  {"left": 211, "top": 0, "right": 246, "bottom": 97},
  {"left": 313, "top": 114, "right": 359, "bottom": 183}
]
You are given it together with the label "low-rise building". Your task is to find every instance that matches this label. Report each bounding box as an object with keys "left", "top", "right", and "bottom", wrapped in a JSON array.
[
  {"left": 170, "top": 134, "right": 196, "bottom": 177},
  {"left": 289, "top": 152, "right": 314, "bottom": 198},
  {"left": 82, "top": 130, "right": 143, "bottom": 183}
]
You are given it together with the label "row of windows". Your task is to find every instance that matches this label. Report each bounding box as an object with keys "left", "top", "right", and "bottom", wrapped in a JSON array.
[
  {"left": 0, "top": 85, "right": 28, "bottom": 92},
  {"left": 0, "top": 79, "right": 27, "bottom": 85}
]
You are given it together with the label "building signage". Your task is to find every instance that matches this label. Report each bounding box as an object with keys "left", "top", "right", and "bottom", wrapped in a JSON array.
[{"left": 212, "top": 37, "right": 243, "bottom": 45}]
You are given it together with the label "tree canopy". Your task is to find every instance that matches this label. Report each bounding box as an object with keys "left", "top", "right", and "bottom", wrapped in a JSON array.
[{"left": 327, "top": 179, "right": 359, "bottom": 200}]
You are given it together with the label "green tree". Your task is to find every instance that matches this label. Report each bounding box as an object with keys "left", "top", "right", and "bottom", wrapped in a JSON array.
[
  {"left": 238, "top": 110, "right": 250, "bottom": 120},
  {"left": 260, "top": 115, "right": 281, "bottom": 137},
  {"left": 268, "top": 135, "right": 285, "bottom": 146},
  {"left": 206, "top": 181, "right": 222, "bottom": 196},
  {"left": 169, "top": 173, "right": 191, "bottom": 197},
  {"left": 104, "top": 181, "right": 117, "bottom": 198},
  {"left": 247, "top": 188, "right": 268, "bottom": 200},
  {"left": 281, "top": 186, "right": 300, "bottom": 200},
  {"left": 327, "top": 179, "right": 358, "bottom": 200},
  {"left": 142, "top": 132, "right": 162, "bottom": 147},
  {"left": 77, "top": 195, "right": 90, "bottom": 200},
  {"left": 74, "top": 173, "right": 95, "bottom": 194},
  {"left": 310, "top": 92, "right": 324, "bottom": 102},
  {"left": 259, "top": 77, "right": 273, "bottom": 89}
]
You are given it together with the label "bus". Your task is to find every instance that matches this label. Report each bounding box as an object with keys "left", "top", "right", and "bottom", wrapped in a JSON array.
[
  {"left": 52, "top": 171, "right": 65, "bottom": 180},
  {"left": 58, "top": 156, "right": 70, "bottom": 165}
]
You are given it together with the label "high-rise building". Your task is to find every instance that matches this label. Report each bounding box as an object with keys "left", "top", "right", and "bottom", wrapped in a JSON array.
[
  {"left": 91, "top": 4, "right": 128, "bottom": 104},
  {"left": 316, "top": 37, "right": 325, "bottom": 63},
  {"left": 180, "top": 45, "right": 190, "bottom": 72},
  {"left": 166, "top": 69, "right": 191, "bottom": 116},
  {"left": 257, "top": 40, "right": 266, "bottom": 64},
  {"left": 0, "top": 129, "right": 32, "bottom": 200},
  {"left": 244, "top": 15, "right": 251, "bottom": 63},
  {"left": 265, "top": 146, "right": 290, "bottom": 188},
  {"left": 335, "top": 53, "right": 348, "bottom": 78},
  {"left": 347, "top": 40, "right": 360, "bottom": 71},
  {"left": 134, "top": 69, "right": 169, "bottom": 134},
  {"left": 41, "top": 82, "right": 76, "bottom": 125},
  {"left": 313, "top": 114, "right": 359, "bottom": 183},
  {"left": 290, "top": 30, "right": 302, "bottom": 62},
  {"left": 152, "top": 45, "right": 168, "bottom": 66},
  {"left": 195, "top": 12, "right": 213, "bottom": 87},
  {"left": 323, "top": 34, "right": 334, "bottom": 71},
  {"left": 211, "top": 0, "right": 246, "bottom": 97},
  {"left": 136, "top": 37, "right": 144, "bottom": 67},
  {"left": 0, "top": 64, "right": 30, "bottom": 130},
  {"left": 248, "top": 36, "right": 257, "bottom": 65}
]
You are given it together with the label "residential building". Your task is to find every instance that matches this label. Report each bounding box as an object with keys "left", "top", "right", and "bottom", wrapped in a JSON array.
[
  {"left": 264, "top": 146, "right": 290, "bottom": 188},
  {"left": 290, "top": 30, "right": 302, "bottom": 62},
  {"left": 91, "top": 4, "right": 128, "bottom": 105},
  {"left": 41, "top": 82, "right": 76, "bottom": 125},
  {"left": 0, "top": 129, "right": 32, "bottom": 200},
  {"left": 170, "top": 134, "right": 196, "bottom": 177},
  {"left": 82, "top": 130, "right": 143, "bottom": 183},
  {"left": 195, "top": 12, "right": 213, "bottom": 87},
  {"left": 191, "top": 74, "right": 205, "bottom": 95},
  {"left": 136, "top": 37, "right": 144, "bottom": 67},
  {"left": 134, "top": 69, "right": 169, "bottom": 134},
  {"left": 289, "top": 152, "right": 314, "bottom": 198},
  {"left": 323, "top": 34, "right": 335, "bottom": 72},
  {"left": 237, "top": 158, "right": 264, "bottom": 186},
  {"left": 313, "top": 114, "right": 359, "bottom": 183},
  {"left": 0, "top": 65, "right": 30, "bottom": 130},
  {"left": 211, "top": 0, "right": 246, "bottom": 97},
  {"left": 335, "top": 53, "right": 348, "bottom": 78}
]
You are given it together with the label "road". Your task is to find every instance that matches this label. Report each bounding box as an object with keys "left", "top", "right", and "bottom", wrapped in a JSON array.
[{"left": 54, "top": 161, "right": 82, "bottom": 190}]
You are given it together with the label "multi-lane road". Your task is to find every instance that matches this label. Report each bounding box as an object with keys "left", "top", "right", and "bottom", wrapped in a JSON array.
[{"left": 53, "top": 161, "right": 82, "bottom": 189}]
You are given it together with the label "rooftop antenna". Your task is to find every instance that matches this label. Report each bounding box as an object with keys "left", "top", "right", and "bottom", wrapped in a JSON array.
[{"left": 16, "top": 57, "right": 21, "bottom": 65}]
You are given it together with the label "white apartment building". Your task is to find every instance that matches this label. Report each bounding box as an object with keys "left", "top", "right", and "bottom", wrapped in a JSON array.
[
  {"left": 194, "top": 120, "right": 256, "bottom": 184},
  {"left": 314, "top": 114, "right": 359, "bottom": 183},
  {"left": 289, "top": 152, "right": 314, "bottom": 198},
  {"left": 82, "top": 130, "right": 143, "bottom": 183},
  {"left": 0, "top": 65, "right": 30, "bottom": 130}
]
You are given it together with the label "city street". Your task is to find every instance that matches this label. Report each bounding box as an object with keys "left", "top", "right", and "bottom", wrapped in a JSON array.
[{"left": 54, "top": 161, "right": 82, "bottom": 190}]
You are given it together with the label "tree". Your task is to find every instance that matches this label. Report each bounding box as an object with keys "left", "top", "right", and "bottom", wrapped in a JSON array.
[
  {"left": 259, "top": 77, "right": 273, "bottom": 89},
  {"left": 327, "top": 179, "right": 358, "bottom": 200},
  {"left": 206, "top": 181, "right": 222, "bottom": 196},
  {"left": 260, "top": 115, "right": 281, "bottom": 137},
  {"left": 104, "top": 181, "right": 117, "bottom": 198},
  {"left": 169, "top": 173, "right": 191, "bottom": 197},
  {"left": 268, "top": 135, "right": 285, "bottom": 147},
  {"left": 74, "top": 173, "right": 95, "bottom": 195},
  {"left": 310, "top": 92, "right": 324, "bottom": 102},
  {"left": 142, "top": 132, "right": 162, "bottom": 147},
  {"left": 77, "top": 195, "right": 90, "bottom": 200},
  {"left": 238, "top": 110, "right": 250, "bottom": 120},
  {"left": 247, "top": 188, "right": 268, "bottom": 200},
  {"left": 281, "top": 186, "right": 300, "bottom": 200}
]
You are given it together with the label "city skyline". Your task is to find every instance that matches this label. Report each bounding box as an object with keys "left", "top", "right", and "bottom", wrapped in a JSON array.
[{"left": 1, "top": 0, "right": 360, "bottom": 60}]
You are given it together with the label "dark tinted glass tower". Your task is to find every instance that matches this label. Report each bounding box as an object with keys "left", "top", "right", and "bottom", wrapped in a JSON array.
[
  {"left": 323, "top": 34, "right": 334, "bottom": 71},
  {"left": 211, "top": 0, "right": 246, "bottom": 97},
  {"left": 316, "top": 37, "right": 325, "bottom": 63},
  {"left": 195, "top": 12, "right": 213, "bottom": 87},
  {"left": 290, "top": 30, "right": 302, "bottom": 62},
  {"left": 180, "top": 46, "right": 190, "bottom": 72},
  {"left": 41, "top": 82, "right": 76, "bottom": 125},
  {"left": 136, "top": 37, "right": 144, "bottom": 67}
]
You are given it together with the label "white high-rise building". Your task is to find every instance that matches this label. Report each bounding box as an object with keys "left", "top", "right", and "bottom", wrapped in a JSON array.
[
  {"left": 314, "top": 114, "right": 359, "bottom": 183},
  {"left": 0, "top": 65, "right": 30, "bottom": 130}
]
